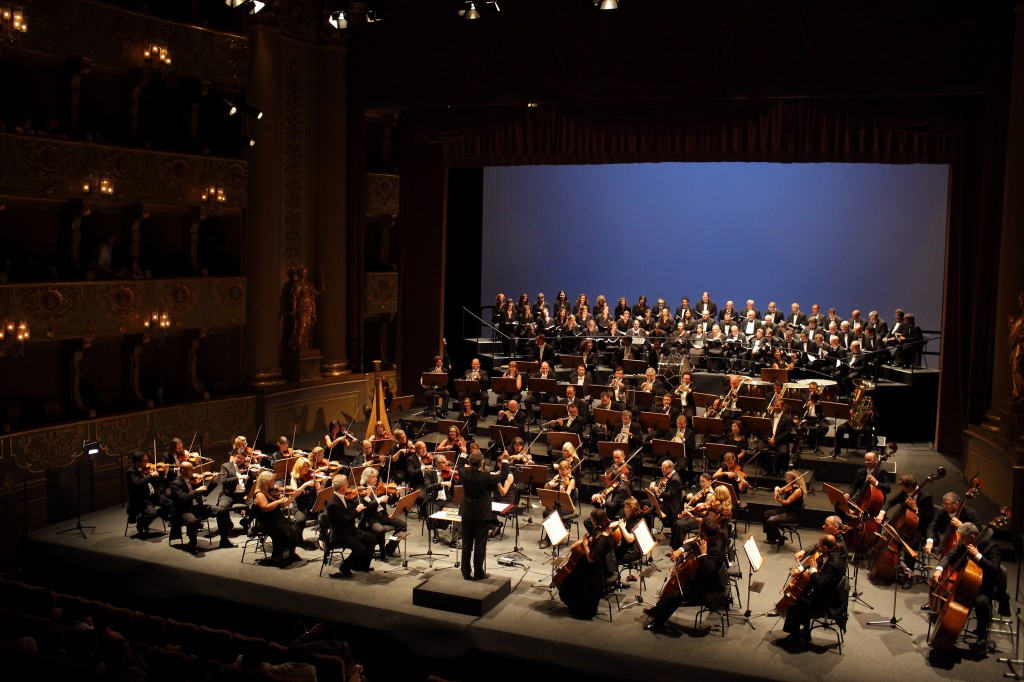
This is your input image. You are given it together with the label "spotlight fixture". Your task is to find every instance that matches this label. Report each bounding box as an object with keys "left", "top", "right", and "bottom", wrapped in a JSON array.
[
  {"left": 598, "top": 0, "right": 618, "bottom": 8},
  {"left": 463, "top": 2, "right": 480, "bottom": 20},
  {"left": 223, "top": 97, "right": 262, "bottom": 120},
  {"left": 225, "top": 0, "right": 265, "bottom": 14},
  {"left": 328, "top": 10, "right": 347, "bottom": 29}
]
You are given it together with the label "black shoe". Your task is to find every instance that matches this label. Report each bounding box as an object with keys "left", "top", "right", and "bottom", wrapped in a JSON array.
[
  {"left": 240, "top": 516, "right": 251, "bottom": 531},
  {"left": 219, "top": 539, "right": 236, "bottom": 549},
  {"left": 919, "top": 603, "right": 933, "bottom": 611},
  {"left": 330, "top": 568, "right": 354, "bottom": 579},
  {"left": 136, "top": 521, "right": 146, "bottom": 535},
  {"left": 388, "top": 548, "right": 401, "bottom": 558},
  {"left": 644, "top": 621, "right": 664, "bottom": 631},
  {"left": 186, "top": 541, "right": 199, "bottom": 554},
  {"left": 463, "top": 573, "right": 473, "bottom": 581},
  {"left": 779, "top": 633, "right": 804, "bottom": 647},
  {"left": 766, "top": 609, "right": 780, "bottom": 617},
  {"left": 475, "top": 572, "right": 490, "bottom": 580},
  {"left": 643, "top": 607, "right": 655, "bottom": 618},
  {"left": 539, "top": 538, "right": 551, "bottom": 550}
]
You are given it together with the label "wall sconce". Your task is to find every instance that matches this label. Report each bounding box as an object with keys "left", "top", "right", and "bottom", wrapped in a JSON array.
[
  {"left": 143, "top": 43, "right": 171, "bottom": 68},
  {"left": 201, "top": 184, "right": 227, "bottom": 205},
  {"left": 0, "top": 6, "right": 28, "bottom": 44},
  {"left": 82, "top": 174, "right": 114, "bottom": 197},
  {"left": 0, "top": 317, "right": 29, "bottom": 358},
  {"left": 143, "top": 309, "right": 171, "bottom": 344}
]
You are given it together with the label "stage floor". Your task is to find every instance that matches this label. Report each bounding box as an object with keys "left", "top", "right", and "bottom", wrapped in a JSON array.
[{"left": 25, "top": 482, "right": 1020, "bottom": 682}]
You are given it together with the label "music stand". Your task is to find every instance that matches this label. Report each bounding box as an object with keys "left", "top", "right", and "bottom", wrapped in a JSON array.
[
  {"left": 560, "top": 354, "right": 583, "bottom": 369},
  {"left": 592, "top": 408, "right": 622, "bottom": 429},
  {"left": 737, "top": 396, "right": 764, "bottom": 415},
  {"left": 760, "top": 368, "right": 789, "bottom": 385},
  {"left": 693, "top": 392, "right": 718, "bottom": 410},
  {"left": 517, "top": 360, "right": 539, "bottom": 375},
  {"left": 535, "top": 511, "right": 571, "bottom": 595},
  {"left": 821, "top": 401, "right": 852, "bottom": 460},
  {"left": 586, "top": 384, "right": 611, "bottom": 401},
  {"left": 539, "top": 402, "right": 569, "bottom": 426},
  {"left": 705, "top": 442, "right": 741, "bottom": 474},
  {"left": 692, "top": 416, "right": 724, "bottom": 441},
  {"left": 741, "top": 416, "right": 772, "bottom": 484},
  {"left": 490, "top": 376, "right": 521, "bottom": 397},
  {"left": 420, "top": 373, "right": 449, "bottom": 415},
  {"left": 515, "top": 464, "right": 549, "bottom": 525},
  {"left": 621, "top": 518, "right": 660, "bottom": 610},
  {"left": 622, "top": 358, "right": 649, "bottom": 377},
  {"left": 453, "top": 379, "right": 482, "bottom": 399},
  {"left": 527, "top": 377, "right": 558, "bottom": 395},
  {"left": 639, "top": 411, "right": 670, "bottom": 434},
  {"left": 387, "top": 490, "right": 423, "bottom": 573},
  {"left": 489, "top": 424, "right": 522, "bottom": 448},
  {"left": 627, "top": 389, "right": 654, "bottom": 411},
  {"left": 738, "top": 534, "right": 765, "bottom": 628},
  {"left": 545, "top": 432, "right": 581, "bottom": 456},
  {"left": 436, "top": 419, "right": 467, "bottom": 436},
  {"left": 390, "top": 395, "right": 414, "bottom": 413},
  {"left": 58, "top": 440, "right": 102, "bottom": 539},
  {"left": 310, "top": 486, "right": 335, "bottom": 514},
  {"left": 651, "top": 439, "right": 685, "bottom": 484}
]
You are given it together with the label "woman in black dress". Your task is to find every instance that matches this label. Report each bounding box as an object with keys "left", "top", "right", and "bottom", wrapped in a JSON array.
[
  {"left": 458, "top": 397, "right": 479, "bottom": 437},
  {"left": 557, "top": 508, "right": 619, "bottom": 619},
  {"left": 252, "top": 471, "right": 309, "bottom": 566}
]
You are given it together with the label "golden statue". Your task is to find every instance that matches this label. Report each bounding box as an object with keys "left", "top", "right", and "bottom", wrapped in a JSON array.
[
  {"left": 288, "top": 266, "right": 319, "bottom": 352},
  {"left": 1010, "top": 292, "right": 1024, "bottom": 401}
]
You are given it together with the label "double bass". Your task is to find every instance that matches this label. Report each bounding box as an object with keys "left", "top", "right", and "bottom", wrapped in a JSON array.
[
  {"left": 849, "top": 443, "right": 897, "bottom": 553},
  {"left": 868, "top": 467, "right": 946, "bottom": 581},
  {"left": 928, "top": 509, "right": 1009, "bottom": 652}
]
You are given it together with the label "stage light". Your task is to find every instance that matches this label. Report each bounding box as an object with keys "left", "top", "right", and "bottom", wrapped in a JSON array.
[
  {"left": 223, "top": 97, "right": 262, "bottom": 120},
  {"left": 83, "top": 440, "right": 102, "bottom": 457},
  {"left": 599, "top": 0, "right": 618, "bottom": 8},
  {"left": 226, "top": 0, "right": 265, "bottom": 15},
  {"left": 464, "top": 3, "right": 480, "bottom": 20},
  {"left": 328, "top": 10, "right": 347, "bottom": 29}
]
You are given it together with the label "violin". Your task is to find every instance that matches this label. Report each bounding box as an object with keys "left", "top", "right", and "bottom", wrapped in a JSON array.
[
  {"left": 345, "top": 483, "right": 387, "bottom": 500},
  {"left": 144, "top": 462, "right": 170, "bottom": 475},
  {"left": 191, "top": 471, "right": 216, "bottom": 487}
]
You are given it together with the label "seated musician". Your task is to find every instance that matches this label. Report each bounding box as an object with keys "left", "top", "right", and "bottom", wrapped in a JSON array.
[
  {"left": 524, "top": 361, "right": 558, "bottom": 425},
  {"left": 323, "top": 474, "right": 376, "bottom": 579},
  {"left": 557, "top": 509, "right": 620, "bottom": 620},
  {"left": 216, "top": 448, "right": 256, "bottom": 529},
  {"left": 712, "top": 452, "right": 748, "bottom": 506},
  {"left": 778, "top": 534, "right": 848, "bottom": 647},
  {"left": 547, "top": 403, "right": 585, "bottom": 458},
  {"left": 406, "top": 440, "right": 431, "bottom": 492},
  {"left": 458, "top": 397, "right": 480, "bottom": 437},
  {"left": 437, "top": 425, "right": 468, "bottom": 459},
  {"left": 496, "top": 398, "right": 527, "bottom": 437},
  {"left": 764, "top": 470, "right": 806, "bottom": 550},
  {"left": 615, "top": 497, "right": 647, "bottom": 567},
  {"left": 874, "top": 474, "right": 933, "bottom": 578},
  {"left": 638, "top": 367, "right": 665, "bottom": 397},
  {"left": 325, "top": 420, "right": 357, "bottom": 461},
  {"left": 126, "top": 452, "right": 172, "bottom": 535},
  {"left": 799, "top": 384, "right": 828, "bottom": 454},
  {"left": 423, "top": 355, "right": 450, "bottom": 417},
  {"left": 274, "top": 436, "right": 295, "bottom": 461},
  {"left": 252, "top": 470, "right": 310, "bottom": 567},
  {"left": 793, "top": 516, "right": 847, "bottom": 562},
  {"left": 424, "top": 454, "right": 458, "bottom": 544},
  {"left": 164, "top": 437, "right": 196, "bottom": 466},
  {"left": 289, "top": 457, "right": 321, "bottom": 541},
  {"left": 891, "top": 313, "right": 922, "bottom": 368},
  {"left": 669, "top": 414, "right": 696, "bottom": 484},
  {"left": 502, "top": 436, "right": 533, "bottom": 466},
  {"left": 539, "top": 460, "right": 578, "bottom": 549},
  {"left": 670, "top": 473, "right": 714, "bottom": 548},
  {"left": 649, "top": 460, "right": 683, "bottom": 528},
  {"left": 766, "top": 398, "right": 793, "bottom": 476},
  {"left": 384, "top": 429, "right": 412, "bottom": 485},
  {"left": 552, "top": 441, "right": 582, "bottom": 473},
  {"left": 354, "top": 439, "right": 376, "bottom": 466},
  {"left": 458, "top": 358, "right": 490, "bottom": 417},
  {"left": 608, "top": 367, "right": 630, "bottom": 405},
  {"left": 644, "top": 518, "right": 728, "bottom": 631},
  {"left": 720, "top": 375, "right": 743, "bottom": 422},
  {"left": 650, "top": 393, "right": 679, "bottom": 440},
  {"left": 561, "top": 385, "right": 590, "bottom": 422},
  {"left": 832, "top": 396, "right": 879, "bottom": 455},
  {"left": 674, "top": 371, "right": 696, "bottom": 418},
  {"left": 591, "top": 449, "right": 631, "bottom": 520},
  {"left": 930, "top": 522, "right": 1002, "bottom": 649},
  {"left": 490, "top": 452, "right": 516, "bottom": 538},
  {"left": 568, "top": 362, "right": 593, "bottom": 394},
  {"left": 924, "top": 492, "right": 978, "bottom": 559},
  {"left": 601, "top": 410, "right": 641, "bottom": 451},
  {"left": 836, "top": 450, "right": 891, "bottom": 525},
  {"left": 169, "top": 461, "right": 234, "bottom": 554},
  {"left": 357, "top": 466, "right": 406, "bottom": 560}
]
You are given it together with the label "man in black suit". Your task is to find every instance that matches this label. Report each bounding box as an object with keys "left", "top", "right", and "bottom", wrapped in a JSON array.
[
  {"left": 603, "top": 410, "right": 642, "bottom": 451},
  {"left": 169, "top": 461, "right": 233, "bottom": 553},
  {"left": 652, "top": 393, "right": 679, "bottom": 434},
  {"left": 696, "top": 291, "right": 717, "bottom": 320},
  {"left": 674, "top": 296, "right": 693, "bottom": 322},
  {"left": 766, "top": 399, "right": 793, "bottom": 475},
  {"left": 217, "top": 449, "right": 256, "bottom": 529},
  {"left": 924, "top": 492, "right": 979, "bottom": 557},
  {"left": 496, "top": 399, "right": 527, "bottom": 436},
  {"left": 458, "top": 452, "right": 500, "bottom": 580},
  {"left": 561, "top": 385, "right": 590, "bottom": 422},
  {"left": 837, "top": 450, "right": 891, "bottom": 522},
  {"left": 717, "top": 299, "right": 738, "bottom": 325},
  {"left": 568, "top": 363, "right": 592, "bottom": 392},
  {"left": 933, "top": 522, "right": 1002, "bottom": 649},
  {"left": 779, "top": 534, "right": 848, "bottom": 646},
  {"left": 644, "top": 519, "right": 728, "bottom": 630},
  {"left": 533, "top": 333, "right": 556, "bottom": 367},
  {"left": 789, "top": 303, "right": 808, "bottom": 330},
  {"left": 126, "top": 452, "right": 170, "bottom": 535},
  {"left": 458, "top": 357, "right": 490, "bottom": 415},
  {"left": 874, "top": 473, "right": 934, "bottom": 576},
  {"left": 867, "top": 310, "right": 888, "bottom": 341},
  {"left": 524, "top": 361, "right": 557, "bottom": 424},
  {"left": 808, "top": 303, "right": 826, "bottom": 329},
  {"left": 324, "top": 474, "right": 376, "bottom": 578},
  {"left": 650, "top": 459, "right": 684, "bottom": 523}
]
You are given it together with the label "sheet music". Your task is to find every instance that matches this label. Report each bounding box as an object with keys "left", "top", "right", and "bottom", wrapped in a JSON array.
[
  {"left": 633, "top": 519, "right": 657, "bottom": 557},
  {"left": 743, "top": 534, "right": 764, "bottom": 571},
  {"left": 542, "top": 513, "right": 570, "bottom": 546}
]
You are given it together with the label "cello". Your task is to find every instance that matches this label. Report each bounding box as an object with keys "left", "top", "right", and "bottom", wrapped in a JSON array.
[
  {"left": 928, "top": 508, "right": 1009, "bottom": 652},
  {"left": 775, "top": 547, "right": 823, "bottom": 615},
  {"left": 659, "top": 535, "right": 703, "bottom": 600},
  {"left": 551, "top": 523, "right": 622, "bottom": 588},
  {"left": 934, "top": 478, "right": 983, "bottom": 559},
  {"left": 868, "top": 467, "right": 945, "bottom": 581}
]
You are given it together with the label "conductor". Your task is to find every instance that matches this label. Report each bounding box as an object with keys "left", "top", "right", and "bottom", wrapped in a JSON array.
[{"left": 459, "top": 451, "right": 499, "bottom": 580}]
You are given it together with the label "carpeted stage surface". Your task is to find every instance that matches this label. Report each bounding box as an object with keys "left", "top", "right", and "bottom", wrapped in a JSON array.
[{"left": 22, "top": 443, "right": 1020, "bottom": 682}]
